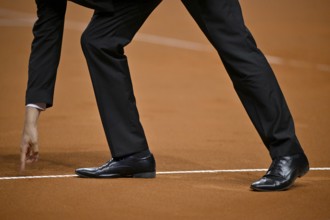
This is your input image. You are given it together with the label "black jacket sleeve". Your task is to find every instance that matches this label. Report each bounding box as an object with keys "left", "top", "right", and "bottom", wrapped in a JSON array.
[
  {"left": 25, "top": 0, "right": 67, "bottom": 108},
  {"left": 69, "top": 0, "right": 114, "bottom": 12}
]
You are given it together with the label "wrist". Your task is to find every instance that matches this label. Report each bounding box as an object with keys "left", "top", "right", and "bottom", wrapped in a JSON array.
[
  {"left": 24, "top": 107, "right": 41, "bottom": 126},
  {"left": 24, "top": 119, "right": 38, "bottom": 127}
]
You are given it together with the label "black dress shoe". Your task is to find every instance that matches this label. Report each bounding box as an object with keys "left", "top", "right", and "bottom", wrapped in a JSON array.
[
  {"left": 250, "top": 153, "right": 309, "bottom": 191},
  {"left": 75, "top": 153, "right": 156, "bottom": 178}
]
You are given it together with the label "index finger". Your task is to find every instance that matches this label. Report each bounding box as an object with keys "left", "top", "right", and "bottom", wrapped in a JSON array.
[{"left": 20, "top": 144, "right": 29, "bottom": 172}]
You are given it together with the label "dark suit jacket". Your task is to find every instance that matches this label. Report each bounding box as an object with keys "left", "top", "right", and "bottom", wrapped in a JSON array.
[
  {"left": 27, "top": 0, "right": 115, "bottom": 107},
  {"left": 69, "top": 0, "right": 114, "bottom": 12}
]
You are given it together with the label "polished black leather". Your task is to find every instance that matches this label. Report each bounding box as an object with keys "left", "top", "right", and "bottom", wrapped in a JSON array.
[
  {"left": 75, "top": 153, "right": 156, "bottom": 178},
  {"left": 251, "top": 154, "right": 309, "bottom": 191}
]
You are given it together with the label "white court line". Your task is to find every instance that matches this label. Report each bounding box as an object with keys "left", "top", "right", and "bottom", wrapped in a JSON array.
[
  {"left": 0, "top": 8, "right": 329, "bottom": 72},
  {"left": 0, "top": 167, "right": 329, "bottom": 180}
]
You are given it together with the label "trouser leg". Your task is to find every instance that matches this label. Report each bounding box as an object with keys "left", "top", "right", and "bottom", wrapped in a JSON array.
[
  {"left": 81, "top": 0, "right": 161, "bottom": 157},
  {"left": 26, "top": 0, "right": 67, "bottom": 108},
  {"left": 182, "top": 0, "right": 304, "bottom": 158}
]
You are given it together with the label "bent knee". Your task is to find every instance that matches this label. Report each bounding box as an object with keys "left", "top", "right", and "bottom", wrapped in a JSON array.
[{"left": 81, "top": 30, "right": 125, "bottom": 57}]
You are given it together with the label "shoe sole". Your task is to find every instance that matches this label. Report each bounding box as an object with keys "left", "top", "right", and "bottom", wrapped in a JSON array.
[
  {"left": 75, "top": 171, "right": 156, "bottom": 179},
  {"left": 133, "top": 171, "right": 156, "bottom": 178}
]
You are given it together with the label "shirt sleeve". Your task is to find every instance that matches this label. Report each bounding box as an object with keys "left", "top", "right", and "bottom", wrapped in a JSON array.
[{"left": 26, "top": 103, "right": 47, "bottom": 111}]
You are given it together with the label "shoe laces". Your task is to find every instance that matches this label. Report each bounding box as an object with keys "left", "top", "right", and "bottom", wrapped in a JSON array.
[
  {"left": 99, "top": 159, "right": 113, "bottom": 170},
  {"left": 265, "top": 158, "right": 284, "bottom": 178}
]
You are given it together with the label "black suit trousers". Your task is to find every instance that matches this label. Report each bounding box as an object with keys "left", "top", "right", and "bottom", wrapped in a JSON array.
[{"left": 27, "top": 0, "right": 304, "bottom": 158}]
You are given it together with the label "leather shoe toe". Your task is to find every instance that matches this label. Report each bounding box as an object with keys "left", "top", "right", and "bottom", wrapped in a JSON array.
[{"left": 251, "top": 153, "right": 309, "bottom": 191}]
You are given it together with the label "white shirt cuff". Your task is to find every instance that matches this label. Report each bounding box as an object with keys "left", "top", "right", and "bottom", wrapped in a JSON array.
[{"left": 26, "top": 103, "right": 46, "bottom": 111}]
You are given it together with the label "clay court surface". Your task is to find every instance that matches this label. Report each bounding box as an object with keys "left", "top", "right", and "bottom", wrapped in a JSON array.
[{"left": 0, "top": 0, "right": 330, "bottom": 219}]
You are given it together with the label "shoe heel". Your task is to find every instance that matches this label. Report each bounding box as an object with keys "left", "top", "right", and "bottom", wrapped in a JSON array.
[
  {"left": 298, "top": 166, "right": 310, "bottom": 178},
  {"left": 133, "top": 172, "right": 156, "bottom": 178}
]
